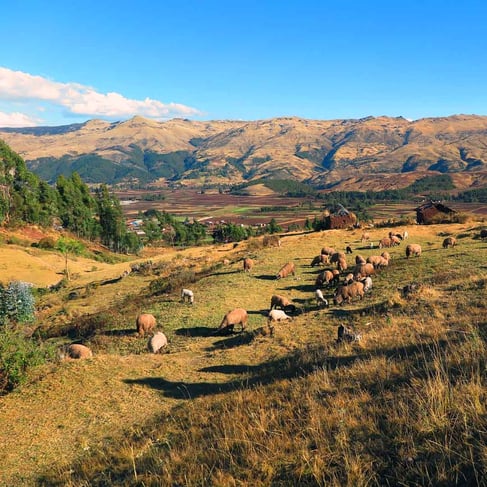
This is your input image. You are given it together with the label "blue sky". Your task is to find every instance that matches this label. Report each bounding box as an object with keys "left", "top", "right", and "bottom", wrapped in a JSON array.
[{"left": 0, "top": 0, "right": 486, "bottom": 126}]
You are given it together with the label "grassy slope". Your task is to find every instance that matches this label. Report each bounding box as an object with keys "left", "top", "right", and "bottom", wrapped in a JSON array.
[{"left": 0, "top": 223, "right": 486, "bottom": 485}]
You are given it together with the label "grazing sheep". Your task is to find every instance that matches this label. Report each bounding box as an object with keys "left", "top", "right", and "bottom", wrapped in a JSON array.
[
  {"left": 380, "top": 251, "right": 391, "bottom": 263},
  {"left": 345, "top": 245, "right": 353, "bottom": 254},
  {"left": 406, "top": 244, "right": 422, "bottom": 258},
  {"left": 321, "top": 246, "right": 336, "bottom": 256},
  {"left": 136, "top": 313, "right": 157, "bottom": 336},
  {"left": 337, "top": 324, "right": 362, "bottom": 343},
  {"left": 243, "top": 257, "right": 254, "bottom": 273},
  {"left": 402, "top": 230, "right": 409, "bottom": 240},
  {"left": 330, "top": 252, "right": 346, "bottom": 264},
  {"left": 148, "top": 332, "right": 168, "bottom": 353},
  {"left": 333, "top": 280, "right": 365, "bottom": 305},
  {"left": 361, "top": 232, "right": 371, "bottom": 243},
  {"left": 223, "top": 258, "right": 231, "bottom": 265},
  {"left": 337, "top": 257, "right": 348, "bottom": 272},
  {"left": 268, "top": 309, "right": 292, "bottom": 324},
  {"left": 379, "top": 237, "right": 393, "bottom": 249},
  {"left": 217, "top": 308, "right": 248, "bottom": 333},
  {"left": 344, "top": 273, "right": 355, "bottom": 285},
  {"left": 355, "top": 254, "right": 366, "bottom": 265},
  {"left": 360, "top": 276, "right": 373, "bottom": 293},
  {"left": 315, "top": 289, "right": 329, "bottom": 307},
  {"left": 442, "top": 237, "right": 456, "bottom": 249},
  {"left": 181, "top": 288, "right": 194, "bottom": 304},
  {"left": 390, "top": 235, "right": 401, "bottom": 246},
  {"left": 276, "top": 262, "right": 295, "bottom": 280},
  {"left": 353, "top": 263, "right": 375, "bottom": 279},
  {"left": 311, "top": 254, "right": 328, "bottom": 267},
  {"left": 367, "top": 255, "right": 388, "bottom": 270},
  {"left": 316, "top": 269, "right": 338, "bottom": 288},
  {"left": 67, "top": 344, "right": 93, "bottom": 359},
  {"left": 270, "top": 294, "right": 296, "bottom": 313}
]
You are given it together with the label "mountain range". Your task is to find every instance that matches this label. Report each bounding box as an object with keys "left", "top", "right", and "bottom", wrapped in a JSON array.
[{"left": 1, "top": 114, "right": 487, "bottom": 191}]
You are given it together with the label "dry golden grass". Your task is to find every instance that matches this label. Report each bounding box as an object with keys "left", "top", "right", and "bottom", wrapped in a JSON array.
[{"left": 0, "top": 222, "right": 486, "bottom": 485}]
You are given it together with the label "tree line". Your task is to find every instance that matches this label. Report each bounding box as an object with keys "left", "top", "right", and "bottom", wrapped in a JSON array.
[{"left": 0, "top": 140, "right": 141, "bottom": 254}]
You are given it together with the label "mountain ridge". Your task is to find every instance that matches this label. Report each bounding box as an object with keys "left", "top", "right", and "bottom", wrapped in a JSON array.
[{"left": 1, "top": 114, "right": 487, "bottom": 190}]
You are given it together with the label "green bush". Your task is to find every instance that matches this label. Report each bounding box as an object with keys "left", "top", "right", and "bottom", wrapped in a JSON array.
[
  {"left": 37, "top": 236, "right": 57, "bottom": 249},
  {"left": 149, "top": 269, "right": 196, "bottom": 295},
  {"left": 0, "top": 281, "right": 36, "bottom": 326},
  {"left": 0, "top": 328, "right": 54, "bottom": 393}
]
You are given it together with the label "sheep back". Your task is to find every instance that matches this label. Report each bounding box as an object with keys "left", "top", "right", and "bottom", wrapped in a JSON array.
[
  {"left": 67, "top": 344, "right": 93, "bottom": 359},
  {"left": 148, "top": 331, "right": 168, "bottom": 353},
  {"left": 136, "top": 313, "right": 157, "bottom": 336}
]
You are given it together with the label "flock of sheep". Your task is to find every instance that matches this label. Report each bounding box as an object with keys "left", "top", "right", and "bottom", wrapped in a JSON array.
[{"left": 65, "top": 226, "right": 470, "bottom": 359}]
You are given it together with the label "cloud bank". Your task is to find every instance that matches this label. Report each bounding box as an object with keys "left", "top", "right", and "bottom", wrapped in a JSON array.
[{"left": 0, "top": 67, "right": 201, "bottom": 126}]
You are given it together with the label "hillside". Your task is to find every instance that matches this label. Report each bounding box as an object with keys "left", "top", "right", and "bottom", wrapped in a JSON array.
[
  {"left": 2, "top": 115, "right": 487, "bottom": 190},
  {"left": 0, "top": 222, "right": 486, "bottom": 485}
]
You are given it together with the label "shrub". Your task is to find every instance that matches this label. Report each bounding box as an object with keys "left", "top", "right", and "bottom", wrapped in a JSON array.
[
  {"left": 0, "top": 328, "right": 54, "bottom": 393},
  {"left": 149, "top": 269, "right": 196, "bottom": 295},
  {"left": 37, "top": 237, "right": 57, "bottom": 249},
  {"left": 0, "top": 281, "right": 36, "bottom": 326}
]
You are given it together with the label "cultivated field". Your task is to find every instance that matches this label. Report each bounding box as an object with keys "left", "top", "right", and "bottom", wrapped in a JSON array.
[{"left": 0, "top": 221, "right": 486, "bottom": 485}]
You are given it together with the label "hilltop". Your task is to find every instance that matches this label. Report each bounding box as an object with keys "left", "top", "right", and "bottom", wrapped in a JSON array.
[{"left": 2, "top": 114, "right": 487, "bottom": 190}]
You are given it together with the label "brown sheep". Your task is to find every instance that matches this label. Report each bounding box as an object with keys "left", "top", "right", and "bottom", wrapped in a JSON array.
[
  {"left": 315, "top": 269, "right": 338, "bottom": 288},
  {"left": 379, "top": 237, "right": 393, "bottom": 249},
  {"left": 442, "top": 237, "right": 456, "bottom": 248},
  {"left": 136, "top": 313, "right": 156, "bottom": 336},
  {"left": 337, "top": 257, "right": 348, "bottom": 272},
  {"left": 276, "top": 262, "right": 295, "bottom": 280},
  {"left": 355, "top": 254, "right": 367, "bottom": 265},
  {"left": 321, "top": 246, "right": 336, "bottom": 256},
  {"left": 330, "top": 252, "right": 346, "bottom": 264},
  {"left": 243, "top": 257, "right": 254, "bottom": 272},
  {"left": 367, "top": 255, "right": 386, "bottom": 269},
  {"left": 217, "top": 308, "right": 248, "bottom": 333},
  {"left": 310, "top": 254, "right": 328, "bottom": 267},
  {"left": 406, "top": 244, "right": 422, "bottom": 258},
  {"left": 270, "top": 294, "right": 296, "bottom": 312},
  {"left": 390, "top": 235, "right": 401, "bottom": 246},
  {"left": 353, "top": 263, "right": 375, "bottom": 279},
  {"left": 361, "top": 232, "right": 371, "bottom": 243},
  {"left": 67, "top": 344, "right": 93, "bottom": 359},
  {"left": 333, "top": 280, "right": 365, "bottom": 305}
]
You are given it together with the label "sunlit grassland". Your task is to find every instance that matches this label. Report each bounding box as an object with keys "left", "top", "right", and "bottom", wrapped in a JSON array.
[{"left": 3, "top": 223, "right": 487, "bottom": 486}]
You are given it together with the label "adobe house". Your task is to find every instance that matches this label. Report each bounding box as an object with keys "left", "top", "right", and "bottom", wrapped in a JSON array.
[
  {"left": 415, "top": 200, "right": 456, "bottom": 224},
  {"left": 323, "top": 204, "right": 357, "bottom": 230}
]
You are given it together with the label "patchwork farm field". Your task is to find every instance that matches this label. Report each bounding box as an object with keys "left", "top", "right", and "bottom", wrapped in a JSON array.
[
  {"left": 0, "top": 220, "right": 487, "bottom": 485},
  {"left": 117, "top": 188, "right": 487, "bottom": 229}
]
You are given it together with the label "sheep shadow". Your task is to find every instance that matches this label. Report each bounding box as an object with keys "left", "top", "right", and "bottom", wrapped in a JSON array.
[
  {"left": 205, "top": 331, "right": 258, "bottom": 351},
  {"left": 102, "top": 328, "right": 136, "bottom": 337},
  {"left": 279, "top": 283, "right": 316, "bottom": 293},
  {"left": 123, "top": 337, "right": 464, "bottom": 401},
  {"left": 174, "top": 326, "right": 214, "bottom": 337},
  {"left": 247, "top": 309, "right": 269, "bottom": 316},
  {"left": 254, "top": 274, "right": 277, "bottom": 280}
]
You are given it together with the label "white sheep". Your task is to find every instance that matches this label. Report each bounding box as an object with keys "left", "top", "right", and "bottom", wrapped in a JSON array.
[
  {"left": 361, "top": 276, "right": 373, "bottom": 293},
  {"left": 315, "top": 289, "right": 329, "bottom": 307},
  {"left": 147, "top": 331, "right": 168, "bottom": 353},
  {"left": 268, "top": 309, "right": 292, "bottom": 324},
  {"left": 181, "top": 288, "right": 194, "bottom": 304}
]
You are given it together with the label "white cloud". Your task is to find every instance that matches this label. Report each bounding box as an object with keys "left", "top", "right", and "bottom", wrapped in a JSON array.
[
  {"left": 0, "top": 67, "right": 201, "bottom": 121},
  {"left": 0, "top": 110, "right": 42, "bottom": 127}
]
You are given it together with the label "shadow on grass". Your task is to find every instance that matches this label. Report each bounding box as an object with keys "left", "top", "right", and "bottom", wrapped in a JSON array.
[
  {"left": 102, "top": 328, "right": 135, "bottom": 337},
  {"left": 124, "top": 338, "right": 459, "bottom": 400},
  {"left": 279, "top": 283, "right": 316, "bottom": 293},
  {"left": 174, "top": 326, "right": 215, "bottom": 337},
  {"left": 254, "top": 274, "right": 278, "bottom": 280},
  {"left": 205, "top": 330, "right": 258, "bottom": 351},
  {"left": 247, "top": 309, "right": 269, "bottom": 316}
]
